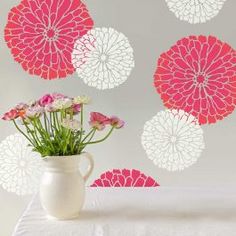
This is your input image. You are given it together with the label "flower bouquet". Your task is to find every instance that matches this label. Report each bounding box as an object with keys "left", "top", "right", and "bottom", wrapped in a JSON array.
[
  {"left": 2, "top": 93, "right": 124, "bottom": 219},
  {"left": 2, "top": 93, "right": 124, "bottom": 157}
]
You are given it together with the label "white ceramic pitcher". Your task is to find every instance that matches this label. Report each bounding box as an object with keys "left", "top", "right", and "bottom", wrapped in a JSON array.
[{"left": 39, "top": 153, "right": 94, "bottom": 220}]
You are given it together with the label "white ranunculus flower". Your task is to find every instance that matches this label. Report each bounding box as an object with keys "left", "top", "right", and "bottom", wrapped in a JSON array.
[
  {"left": 25, "top": 105, "right": 44, "bottom": 118},
  {"left": 73, "top": 95, "right": 91, "bottom": 105},
  {"left": 52, "top": 98, "right": 72, "bottom": 110},
  {"left": 61, "top": 118, "right": 81, "bottom": 131}
]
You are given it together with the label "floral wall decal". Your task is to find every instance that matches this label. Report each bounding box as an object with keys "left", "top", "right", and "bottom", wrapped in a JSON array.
[
  {"left": 4, "top": 0, "right": 93, "bottom": 80},
  {"left": 90, "top": 169, "right": 159, "bottom": 187},
  {"left": 141, "top": 110, "right": 205, "bottom": 171},
  {"left": 154, "top": 35, "right": 236, "bottom": 125},
  {"left": 0, "top": 133, "right": 43, "bottom": 195},
  {"left": 165, "top": 0, "right": 227, "bottom": 24},
  {"left": 72, "top": 27, "right": 135, "bottom": 90}
]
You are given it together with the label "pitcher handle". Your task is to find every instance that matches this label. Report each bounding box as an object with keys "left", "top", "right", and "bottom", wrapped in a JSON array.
[{"left": 80, "top": 153, "right": 94, "bottom": 182}]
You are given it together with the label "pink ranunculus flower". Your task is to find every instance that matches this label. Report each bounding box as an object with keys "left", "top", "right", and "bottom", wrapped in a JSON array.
[
  {"left": 4, "top": 0, "right": 94, "bottom": 80},
  {"left": 15, "top": 103, "right": 28, "bottom": 111},
  {"left": 2, "top": 109, "right": 19, "bottom": 121},
  {"left": 91, "top": 169, "right": 160, "bottom": 187},
  {"left": 44, "top": 104, "right": 56, "bottom": 112},
  {"left": 38, "top": 94, "right": 54, "bottom": 107},
  {"left": 89, "top": 112, "right": 110, "bottom": 130},
  {"left": 109, "top": 116, "right": 125, "bottom": 129},
  {"left": 72, "top": 104, "right": 81, "bottom": 114},
  {"left": 14, "top": 103, "right": 28, "bottom": 119},
  {"left": 51, "top": 93, "right": 68, "bottom": 100},
  {"left": 25, "top": 105, "right": 44, "bottom": 119}
]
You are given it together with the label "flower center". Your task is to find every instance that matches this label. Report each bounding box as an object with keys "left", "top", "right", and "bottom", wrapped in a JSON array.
[
  {"left": 100, "top": 54, "right": 107, "bottom": 62},
  {"left": 18, "top": 160, "right": 26, "bottom": 168},
  {"left": 47, "top": 29, "right": 55, "bottom": 38},
  {"left": 43, "top": 27, "right": 59, "bottom": 41},
  {"left": 196, "top": 75, "right": 205, "bottom": 83},
  {"left": 170, "top": 135, "right": 177, "bottom": 143},
  {"left": 194, "top": 73, "right": 208, "bottom": 86}
]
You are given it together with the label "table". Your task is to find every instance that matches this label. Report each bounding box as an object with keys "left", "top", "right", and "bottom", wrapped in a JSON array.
[{"left": 13, "top": 187, "right": 236, "bottom": 236}]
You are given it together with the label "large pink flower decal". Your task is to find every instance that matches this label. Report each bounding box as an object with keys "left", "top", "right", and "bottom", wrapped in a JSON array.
[
  {"left": 4, "top": 0, "right": 93, "bottom": 80},
  {"left": 154, "top": 35, "right": 236, "bottom": 124},
  {"left": 91, "top": 169, "right": 159, "bottom": 187}
]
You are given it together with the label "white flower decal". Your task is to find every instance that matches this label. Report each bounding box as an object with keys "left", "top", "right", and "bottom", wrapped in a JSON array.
[
  {"left": 141, "top": 110, "right": 205, "bottom": 171},
  {"left": 0, "top": 134, "right": 43, "bottom": 195},
  {"left": 165, "top": 0, "right": 227, "bottom": 24},
  {"left": 72, "top": 27, "right": 135, "bottom": 90}
]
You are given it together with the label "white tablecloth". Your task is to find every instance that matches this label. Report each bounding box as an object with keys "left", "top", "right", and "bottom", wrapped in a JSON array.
[{"left": 13, "top": 187, "right": 236, "bottom": 236}]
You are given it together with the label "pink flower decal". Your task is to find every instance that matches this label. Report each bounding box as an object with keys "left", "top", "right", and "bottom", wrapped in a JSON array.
[
  {"left": 154, "top": 35, "right": 236, "bottom": 124},
  {"left": 4, "top": 0, "right": 93, "bottom": 80},
  {"left": 91, "top": 169, "right": 160, "bottom": 187}
]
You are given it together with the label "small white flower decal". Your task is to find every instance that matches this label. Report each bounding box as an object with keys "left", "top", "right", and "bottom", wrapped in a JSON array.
[
  {"left": 141, "top": 110, "right": 205, "bottom": 171},
  {"left": 72, "top": 27, "right": 135, "bottom": 90},
  {"left": 165, "top": 0, "right": 227, "bottom": 24},
  {"left": 0, "top": 133, "right": 43, "bottom": 195}
]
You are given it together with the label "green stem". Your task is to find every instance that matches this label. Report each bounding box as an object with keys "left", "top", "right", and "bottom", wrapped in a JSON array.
[
  {"left": 52, "top": 112, "right": 59, "bottom": 131},
  {"left": 43, "top": 113, "right": 48, "bottom": 133},
  {"left": 80, "top": 104, "right": 84, "bottom": 127},
  {"left": 87, "top": 129, "right": 96, "bottom": 142},
  {"left": 49, "top": 112, "right": 53, "bottom": 135},
  {"left": 23, "top": 120, "right": 40, "bottom": 146},
  {"left": 13, "top": 120, "right": 34, "bottom": 146},
  {"left": 81, "top": 128, "right": 95, "bottom": 143},
  {"left": 34, "top": 119, "right": 55, "bottom": 152},
  {"left": 60, "top": 110, "right": 65, "bottom": 122},
  {"left": 79, "top": 129, "right": 96, "bottom": 153},
  {"left": 70, "top": 109, "right": 73, "bottom": 119},
  {"left": 83, "top": 127, "right": 114, "bottom": 145},
  {"left": 77, "top": 104, "right": 84, "bottom": 149},
  {"left": 33, "top": 126, "right": 41, "bottom": 145},
  {"left": 63, "top": 129, "right": 71, "bottom": 155}
]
